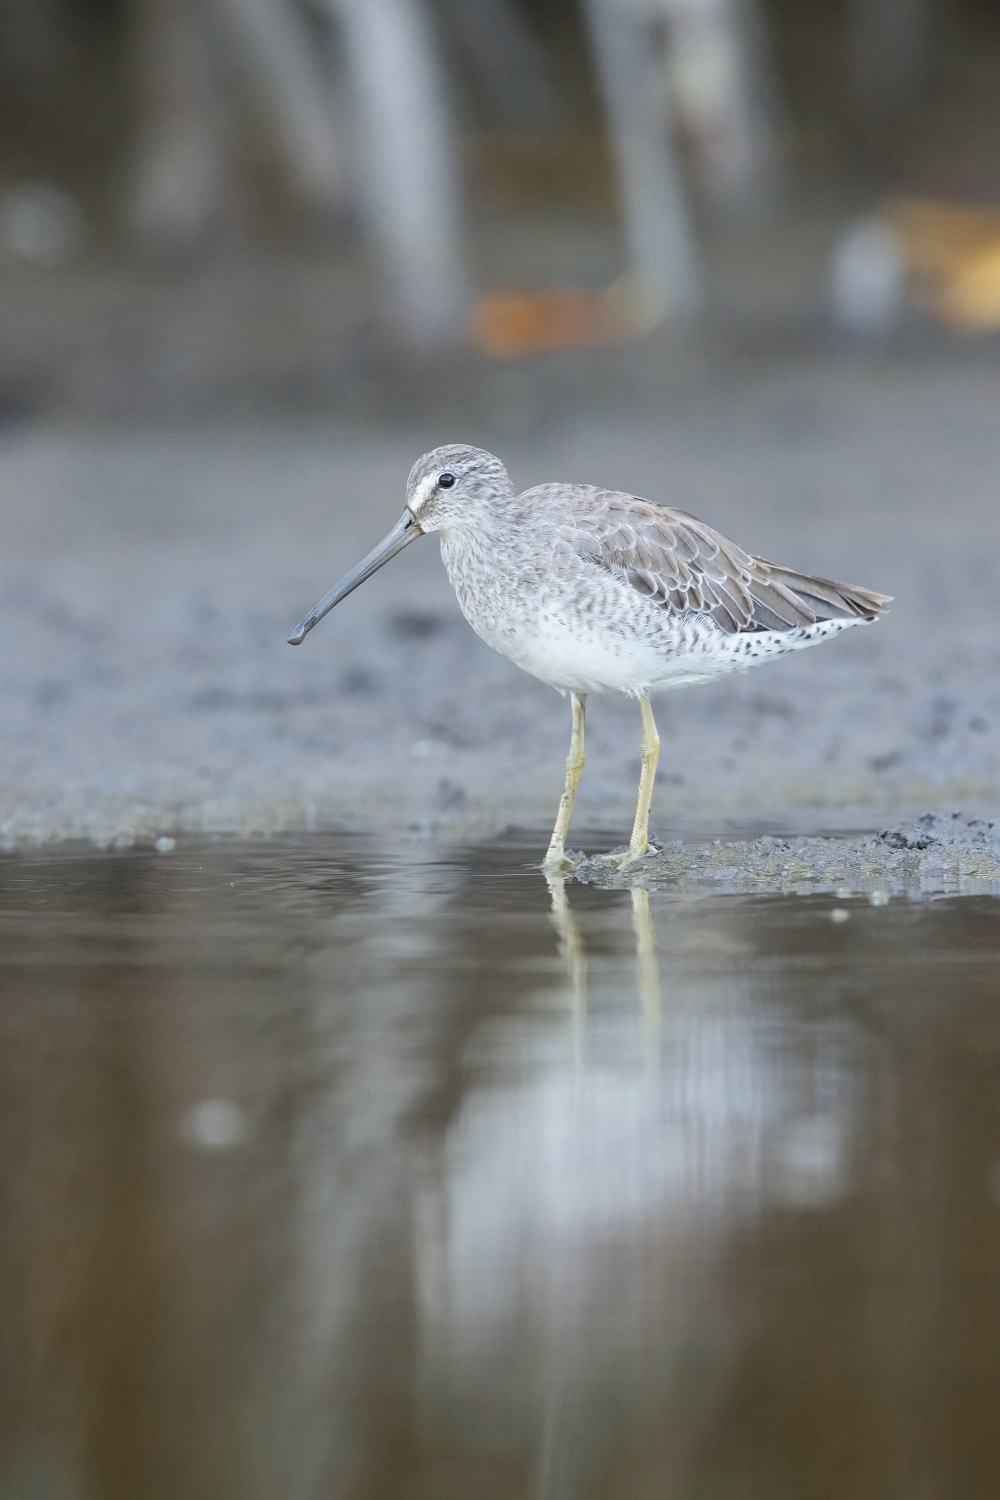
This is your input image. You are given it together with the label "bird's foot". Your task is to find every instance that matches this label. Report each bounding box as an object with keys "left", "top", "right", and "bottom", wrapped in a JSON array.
[
  {"left": 541, "top": 848, "right": 586, "bottom": 874},
  {"left": 600, "top": 845, "right": 646, "bottom": 871},
  {"left": 598, "top": 832, "right": 663, "bottom": 871}
]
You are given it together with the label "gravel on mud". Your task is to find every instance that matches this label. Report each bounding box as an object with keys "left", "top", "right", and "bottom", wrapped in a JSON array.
[{"left": 572, "top": 811, "right": 1000, "bottom": 896}]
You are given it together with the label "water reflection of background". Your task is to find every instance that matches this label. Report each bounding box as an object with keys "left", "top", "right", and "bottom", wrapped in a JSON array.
[{"left": 5, "top": 838, "right": 1000, "bottom": 1497}]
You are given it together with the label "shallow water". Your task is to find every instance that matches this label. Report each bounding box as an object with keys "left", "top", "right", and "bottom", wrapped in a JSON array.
[{"left": 3, "top": 833, "right": 1000, "bottom": 1499}]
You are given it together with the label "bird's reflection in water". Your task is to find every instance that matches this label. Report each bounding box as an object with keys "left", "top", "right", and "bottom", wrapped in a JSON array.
[
  {"left": 630, "top": 885, "right": 663, "bottom": 1068},
  {"left": 5, "top": 841, "right": 1000, "bottom": 1499},
  {"left": 544, "top": 874, "right": 589, "bottom": 1068},
  {"left": 421, "top": 868, "right": 790, "bottom": 1498},
  {"left": 545, "top": 874, "right": 662, "bottom": 1070}
]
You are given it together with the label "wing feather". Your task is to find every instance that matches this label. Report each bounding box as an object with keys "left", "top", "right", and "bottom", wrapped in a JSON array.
[{"left": 577, "top": 491, "right": 890, "bottom": 634}]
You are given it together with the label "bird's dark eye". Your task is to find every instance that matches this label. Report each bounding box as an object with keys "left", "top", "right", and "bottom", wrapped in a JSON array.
[{"left": 438, "top": 472, "right": 456, "bottom": 489}]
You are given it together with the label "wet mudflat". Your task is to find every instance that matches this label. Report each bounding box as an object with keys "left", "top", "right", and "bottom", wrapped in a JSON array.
[{"left": 3, "top": 832, "right": 1000, "bottom": 1500}]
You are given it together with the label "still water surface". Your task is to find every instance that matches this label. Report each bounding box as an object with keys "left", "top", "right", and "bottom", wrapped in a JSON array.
[{"left": 2, "top": 833, "right": 1000, "bottom": 1500}]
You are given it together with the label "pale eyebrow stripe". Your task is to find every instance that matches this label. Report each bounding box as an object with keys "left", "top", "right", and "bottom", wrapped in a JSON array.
[{"left": 410, "top": 473, "right": 438, "bottom": 513}]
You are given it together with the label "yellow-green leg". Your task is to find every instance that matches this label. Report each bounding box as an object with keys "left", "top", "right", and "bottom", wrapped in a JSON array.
[
  {"left": 611, "top": 690, "right": 660, "bottom": 866},
  {"left": 544, "top": 691, "right": 586, "bottom": 869}
]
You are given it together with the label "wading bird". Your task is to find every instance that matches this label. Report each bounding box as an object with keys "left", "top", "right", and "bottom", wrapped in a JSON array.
[{"left": 288, "top": 445, "right": 889, "bottom": 870}]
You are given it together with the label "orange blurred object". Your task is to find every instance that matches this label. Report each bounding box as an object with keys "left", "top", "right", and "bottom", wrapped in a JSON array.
[
  {"left": 888, "top": 197, "right": 1000, "bottom": 331},
  {"left": 469, "top": 279, "right": 657, "bottom": 358}
]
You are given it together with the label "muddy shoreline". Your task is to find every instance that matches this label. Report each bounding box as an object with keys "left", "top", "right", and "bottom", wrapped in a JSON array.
[
  {"left": 569, "top": 810, "right": 1000, "bottom": 896},
  {"left": 4, "top": 346, "right": 1000, "bottom": 852}
]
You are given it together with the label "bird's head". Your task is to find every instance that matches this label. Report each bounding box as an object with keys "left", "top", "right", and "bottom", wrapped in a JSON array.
[
  {"left": 404, "top": 444, "right": 513, "bottom": 534},
  {"left": 287, "top": 444, "right": 511, "bottom": 645}
]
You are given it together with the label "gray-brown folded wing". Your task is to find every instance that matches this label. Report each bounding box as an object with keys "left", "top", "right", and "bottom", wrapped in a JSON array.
[{"left": 579, "top": 493, "right": 890, "bottom": 634}]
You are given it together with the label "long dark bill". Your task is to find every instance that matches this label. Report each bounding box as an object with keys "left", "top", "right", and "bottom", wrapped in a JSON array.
[{"left": 287, "top": 512, "right": 422, "bottom": 645}]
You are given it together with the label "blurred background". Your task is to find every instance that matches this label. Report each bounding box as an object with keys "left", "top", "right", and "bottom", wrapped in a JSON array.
[{"left": 3, "top": 0, "right": 1000, "bottom": 418}]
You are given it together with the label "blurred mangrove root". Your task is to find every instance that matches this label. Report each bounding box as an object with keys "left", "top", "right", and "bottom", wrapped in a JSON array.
[
  {"left": 125, "top": 0, "right": 467, "bottom": 345},
  {"left": 128, "top": 0, "right": 344, "bottom": 252},
  {"left": 584, "top": 0, "right": 784, "bottom": 310},
  {"left": 331, "top": 0, "right": 468, "bottom": 347},
  {"left": 583, "top": 0, "right": 703, "bottom": 318},
  {"left": 662, "top": 0, "right": 783, "bottom": 215},
  {"left": 125, "top": 0, "right": 233, "bottom": 253},
  {"left": 214, "top": 0, "right": 345, "bottom": 217}
]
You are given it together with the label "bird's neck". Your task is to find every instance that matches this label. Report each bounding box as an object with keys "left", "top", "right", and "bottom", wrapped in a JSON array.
[{"left": 437, "top": 509, "right": 513, "bottom": 556}]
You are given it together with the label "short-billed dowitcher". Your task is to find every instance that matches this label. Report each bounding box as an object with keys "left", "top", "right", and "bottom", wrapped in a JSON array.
[{"left": 288, "top": 445, "right": 890, "bottom": 870}]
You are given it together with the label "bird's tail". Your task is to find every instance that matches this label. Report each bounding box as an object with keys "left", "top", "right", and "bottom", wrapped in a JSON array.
[{"left": 753, "top": 559, "right": 891, "bottom": 625}]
